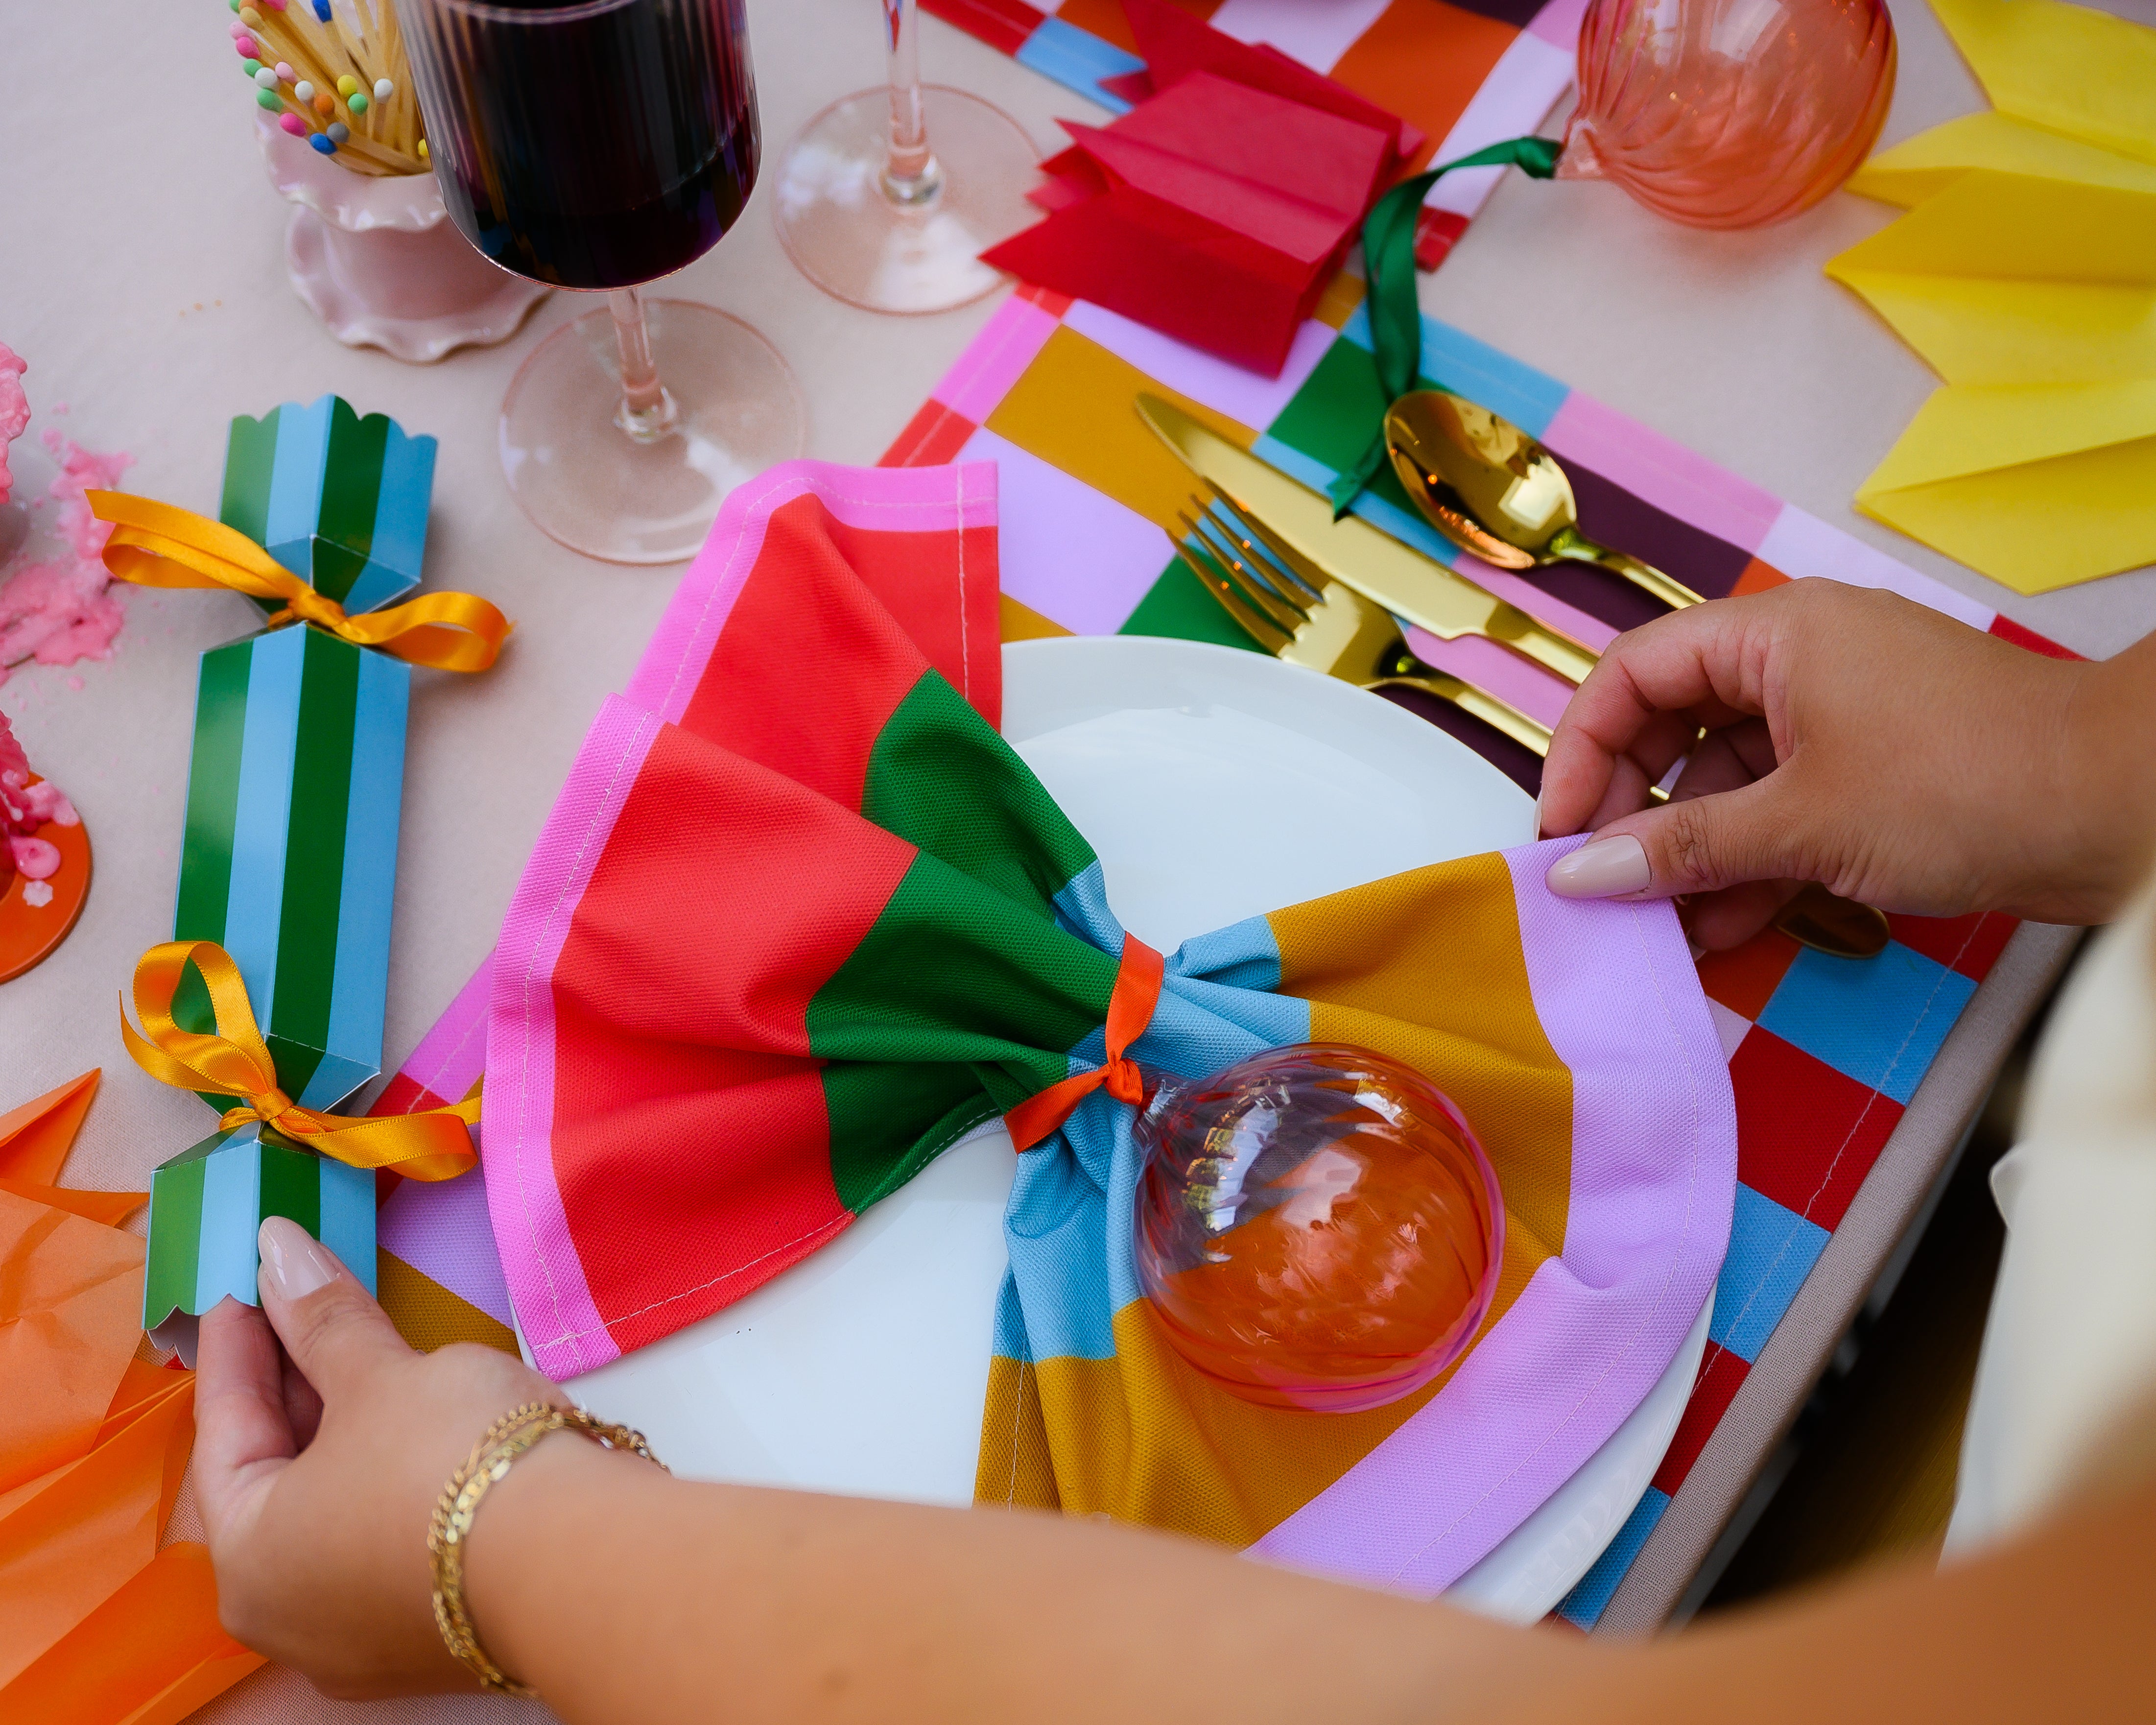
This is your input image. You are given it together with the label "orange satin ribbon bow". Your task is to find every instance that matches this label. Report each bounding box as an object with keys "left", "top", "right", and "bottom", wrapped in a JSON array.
[
  {"left": 119, "top": 939, "right": 478, "bottom": 1181},
  {"left": 1003, "top": 934, "right": 1165, "bottom": 1153},
  {"left": 85, "top": 491, "right": 511, "bottom": 673}
]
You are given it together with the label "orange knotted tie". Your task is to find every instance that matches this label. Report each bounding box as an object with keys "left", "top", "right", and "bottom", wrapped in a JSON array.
[{"left": 1003, "top": 935, "right": 1165, "bottom": 1153}]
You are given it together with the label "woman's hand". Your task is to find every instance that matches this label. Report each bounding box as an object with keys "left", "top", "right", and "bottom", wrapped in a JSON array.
[
  {"left": 1537, "top": 580, "right": 2155, "bottom": 949},
  {"left": 193, "top": 1217, "right": 563, "bottom": 1700}
]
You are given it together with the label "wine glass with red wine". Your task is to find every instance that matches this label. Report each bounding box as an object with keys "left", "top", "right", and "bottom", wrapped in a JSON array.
[{"left": 396, "top": 0, "right": 805, "bottom": 564}]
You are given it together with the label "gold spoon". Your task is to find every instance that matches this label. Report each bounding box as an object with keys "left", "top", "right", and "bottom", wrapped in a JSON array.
[
  {"left": 1385, "top": 389, "right": 1889, "bottom": 960},
  {"left": 1385, "top": 391, "right": 1705, "bottom": 612}
]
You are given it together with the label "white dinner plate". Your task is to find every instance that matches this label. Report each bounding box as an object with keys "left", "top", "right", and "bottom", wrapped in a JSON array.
[{"left": 557, "top": 636, "right": 1705, "bottom": 1622}]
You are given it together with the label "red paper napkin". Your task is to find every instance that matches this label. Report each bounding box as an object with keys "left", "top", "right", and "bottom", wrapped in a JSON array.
[
  {"left": 981, "top": 0, "right": 1419, "bottom": 377},
  {"left": 1100, "top": 0, "right": 1424, "bottom": 155}
]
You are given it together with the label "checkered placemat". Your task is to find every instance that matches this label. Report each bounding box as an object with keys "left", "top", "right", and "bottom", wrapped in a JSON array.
[
  {"left": 924, "top": 0, "right": 1588, "bottom": 267},
  {"left": 876, "top": 274, "right": 2072, "bottom": 1625}
]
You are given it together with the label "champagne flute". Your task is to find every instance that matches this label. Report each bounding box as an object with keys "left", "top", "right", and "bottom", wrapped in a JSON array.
[
  {"left": 396, "top": 0, "right": 806, "bottom": 564},
  {"left": 773, "top": 0, "right": 1038, "bottom": 314}
]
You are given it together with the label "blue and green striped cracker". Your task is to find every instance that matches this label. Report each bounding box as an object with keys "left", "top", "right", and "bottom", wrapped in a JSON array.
[
  {"left": 219, "top": 394, "right": 435, "bottom": 617},
  {"left": 170, "top": 622, "right": 409, "bottom": 1111},
  {"left": 142, "top": 1123, "right": 376, "bottom": 1342}
]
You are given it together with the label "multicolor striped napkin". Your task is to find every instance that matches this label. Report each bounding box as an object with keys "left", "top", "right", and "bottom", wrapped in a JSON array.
[{"left": 470, "top": 458, "right": 1733, "bottom": 1593}]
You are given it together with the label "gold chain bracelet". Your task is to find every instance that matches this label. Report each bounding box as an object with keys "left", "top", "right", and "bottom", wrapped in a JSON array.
[{"left": 426, "top": 1400, "right": 668, "bottom": 1698}]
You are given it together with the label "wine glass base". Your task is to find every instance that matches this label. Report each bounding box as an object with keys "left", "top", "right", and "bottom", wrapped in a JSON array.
[
  {"left": 499, "top": 299, "right": 806, "bottom": 565},
  {"left": 774, "top": 85, "right": 1039, "bottom": 315}
]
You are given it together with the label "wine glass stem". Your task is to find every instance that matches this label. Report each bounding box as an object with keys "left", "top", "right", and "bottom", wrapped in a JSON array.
[
  {"left": 880, "top": 0, "right": 942, "bottom": 206},
  {"left": 609, "top": 287, "right": 676, "bottom": 442}
]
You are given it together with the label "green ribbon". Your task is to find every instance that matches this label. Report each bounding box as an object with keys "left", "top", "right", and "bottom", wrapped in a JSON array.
[{"left": 1327, "top": 135, "right": 1562, "bottom": 519}]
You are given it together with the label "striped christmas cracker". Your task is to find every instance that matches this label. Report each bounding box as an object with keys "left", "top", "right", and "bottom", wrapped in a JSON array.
[
  {"left": 220, "top": 394, "right": 436, "bottom": 618},
  {"left": 142, "top": 1123, "right": 376, "bottom": 1341},
  {"left": 170, "top": 621, "right": 409, "bottom": 1111}
]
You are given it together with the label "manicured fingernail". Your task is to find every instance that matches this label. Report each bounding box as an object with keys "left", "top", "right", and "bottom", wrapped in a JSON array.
[
  {"left": 259, "top": 1216, "right": 338, "bottom": 1301},
  {"left": 1546, "top": 834, "right": 1650, "bottom": 899}
]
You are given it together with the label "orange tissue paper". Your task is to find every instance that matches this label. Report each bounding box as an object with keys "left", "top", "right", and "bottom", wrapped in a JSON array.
[{"left": 0, "top": 1071, "right": 266, "bottom": 1720}]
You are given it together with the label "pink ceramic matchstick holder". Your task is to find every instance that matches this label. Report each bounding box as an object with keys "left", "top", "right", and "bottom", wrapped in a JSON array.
[{"left": 256, "top": 114, "right": 549, "bottom": 364}]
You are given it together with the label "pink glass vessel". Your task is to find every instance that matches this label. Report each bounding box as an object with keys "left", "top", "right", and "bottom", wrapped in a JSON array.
[
  {"left": 1133, "top": 1044, "right": 1504, "bottom": 1415},
  {"left": 1559, "top": 0, "right": 1897, "bottom": 229}
]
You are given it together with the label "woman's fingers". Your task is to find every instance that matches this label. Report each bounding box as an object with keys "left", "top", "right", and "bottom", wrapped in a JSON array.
[
  {"left": 1576, "top": 750, "right": 1661, "bottom": 834},
  {"left": 1540, "top": 604, "right": 1772, "bottom": 839},
  {"left": 1561, "top": 712, "right": 1778, "bottom": 841},
  {"left": 1683, "top": 879, "right": 1804, "bottom": 951},
  {"left": 1568, "top": 709, "right": 1702, "bottom": 831},
  {"left": 1547, "top": 772, "right": 1816, "bottom": 903},
  {"left": 256, "top": 1217, "right": 416, "bottom": 1403},
  {"left": 1668, "top": 719, "right": 1774, "bottom": 802},
  {"left": 194, "top": 1294, "right": 299, "bottom": 1547},
  {"left": 281, "top": 1353, "right": 327, "bottom": 1451}
]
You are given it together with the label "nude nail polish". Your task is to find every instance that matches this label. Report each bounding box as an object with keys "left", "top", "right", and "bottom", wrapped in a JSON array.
[
  {"left": 1545, "top": 835, "right": 1651, "bottom": 899},
  {"left": 259, "top": 1216, "right": 339, "bottom": 1301}
]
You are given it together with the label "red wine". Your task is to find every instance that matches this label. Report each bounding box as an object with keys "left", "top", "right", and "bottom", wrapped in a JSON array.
[{"left": 397, "top": 0, "right": 759, "bottom": 290}]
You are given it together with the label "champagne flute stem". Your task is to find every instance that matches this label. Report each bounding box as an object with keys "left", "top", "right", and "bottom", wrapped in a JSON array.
[
  {"left": 609, "top": 287, "right": 675, "bottom": 441},
  {"left": 881, "top": 0, "right": 942, "bottom": 205}
]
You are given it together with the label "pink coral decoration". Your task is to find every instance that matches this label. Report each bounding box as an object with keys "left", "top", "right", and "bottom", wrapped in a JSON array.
[
  {"left": 0, "top": 705, "right": 77, "bottom": 892},
  {"left": 0, "top": 390, "right": 133, "bottom": 687},
  {"left": 0, "top": 345, "right": 27, "bottom": 509}
]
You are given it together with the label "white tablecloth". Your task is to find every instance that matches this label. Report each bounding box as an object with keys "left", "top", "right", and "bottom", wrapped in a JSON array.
[{"left": 3, "top": 1, "right": 2151, "bottom": 1717}]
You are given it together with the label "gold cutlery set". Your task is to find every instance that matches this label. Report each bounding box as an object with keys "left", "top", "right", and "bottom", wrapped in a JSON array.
[{"left": 1134, "top": 393, "right": 1891, "bottom": 960}]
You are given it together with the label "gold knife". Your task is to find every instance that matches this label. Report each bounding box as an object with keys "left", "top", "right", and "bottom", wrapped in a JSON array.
[{"left": 1136, "top": 395, "right": 1600, "bottom": 687}]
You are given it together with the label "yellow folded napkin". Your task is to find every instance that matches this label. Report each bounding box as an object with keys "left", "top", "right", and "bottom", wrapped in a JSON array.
[
  {"left": 1828, "top": 0, "right": 2156, "bottom": 594},
  {"left": 1849, "top": 111, "right": 2156, "bottom": 207}
]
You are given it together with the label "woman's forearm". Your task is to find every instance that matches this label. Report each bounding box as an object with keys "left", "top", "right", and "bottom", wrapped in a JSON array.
[
  {"left": 200, "top": 1217, "right": 2156, "bottom": 1720},
  {"left": 461, "top": 1402, "right": 2156, "bottom": 1725},
  {"left": 1494, "top": 1461, "right": 2156, "bottom": 1725},
  {"left": 462, "top": 1434, "right": 1595, "bottom": 1725}
]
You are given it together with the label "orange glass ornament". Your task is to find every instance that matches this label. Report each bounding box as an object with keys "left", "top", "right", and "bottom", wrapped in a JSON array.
[
  {"left": 1558, "top": 0, "right": 1897, "bottom": 229},
  {"left": 1132, "top": 1044, "right": 1503, "bottom": 1414}
]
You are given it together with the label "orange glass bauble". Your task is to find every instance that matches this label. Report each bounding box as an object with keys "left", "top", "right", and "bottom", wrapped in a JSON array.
[
  {"left": 1558, "top": 0, "right": 1897, "bottom": 229},
  {"left": 1132, "top": 1044, "right": 1503, "bottom": 1414}
]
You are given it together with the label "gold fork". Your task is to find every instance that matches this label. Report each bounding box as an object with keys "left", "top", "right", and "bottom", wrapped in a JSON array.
[
  {"left": 1174, "top": 497, "right": 1556, "bottom": 759},
  {"left": 1180, "top": 499, "right": 1892, "bottom": 959}
]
